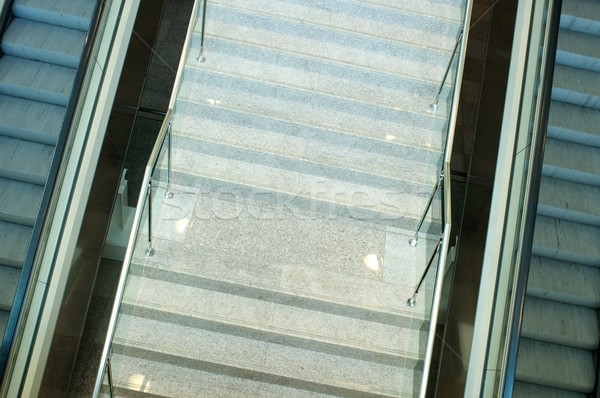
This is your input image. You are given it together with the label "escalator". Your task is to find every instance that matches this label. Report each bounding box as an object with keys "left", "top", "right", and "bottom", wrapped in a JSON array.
[
  {"left": 514, "top": 0, "right": 600, "bottom": 395},
  {"left": 0, "top": 0, "right": 98, "bottom": 379}
]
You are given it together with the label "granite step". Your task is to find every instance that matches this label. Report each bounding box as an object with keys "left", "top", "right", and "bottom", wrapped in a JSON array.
[
  {"left": 0, "top": 95, "right": 65, "bottom": 145},
  {"left": 121, "top": 274, "right": 426, "bottom": 367},
  {"left": 532, "top": 216, "right": 600, "bottom": 266},
  {"left": 521, "top": 296, "right": 599, "bottom": 350},
  {"left": 191, "top": 36, "right": 450, "bottom": 116},
  {"left": 560, "top": 0, "right": 600, "bottom": 36},
  {"left": 0, "top": 178, "right": 44, "bottom": 227},
  {"left": 556, "top": 29, "right": 600, "bottom": 72},
  {"left": 0, "top": 266, "right": 20, "bottom": 312},
  {"left": 360, "top": 0, "right": 464, "bottom": 23},
  {"left": 0, "top": 56, "right": 76, "bottom": 107},
  {"left": 112, "top": 314, "right": 420, "bottom": 398},
  {"left": 547, "top": 101, "right": 600, "bottom": 147},
  {"left": 0, "top": 136, "right": 54, "bottom": 186},
  {"left": 542, "top": 138, "right": 600, "bottom": 187},
  {"left": 1, "top": 18, "right": 86, "bottom": 68},
  {"left": 12, "top": 0, "right": 95, "bottom": 31},
  {"left": 130, "top": 236, "right": 435, "bottom": 326},
  {"left": 172, "top": 112, "right": 440, "bottom": 186},
  {"left": 552, "top": 65, "right": 600, "bottom": 109},
  {"left": 537, "top": 177, "right": 600, "bottom": 226},
  {"left": 210, "top": 0, "right": 461, "bottom": 51},
  {"left": 109, "top": 353, "right": 360, "bottom": 398},
  {"left": 527, "top": 256, "right": 600, "bottom": 308},
  {"left": 516, "top": 338, "right": 595, "bottom": 393},
  {"left": 203, "top": 4, "right": 453, "bottom": 83},
  {"left": 513, "top": 381, "right": 587, "bottom": 398}
]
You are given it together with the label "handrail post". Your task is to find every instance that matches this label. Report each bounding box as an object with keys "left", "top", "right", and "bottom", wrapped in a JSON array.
[
  {"left": 409, "top": 171, "right": 444, "bottom": 247},
  {"left": 164, "top": 121, "right": 173, "bottom": 199},
  {"left": 407, "top": 236, "right": 443, "bottom": 307},
  {"left": 431, "top": 27, "right": 464, "bottom": 112},
  {"left": 106, "top": 354, "right": 115, "bottom": 398},
  {"left": 197, "top": 0, "right": 208, "bottom": 63},
  {"left": 145, "top": 180, "right": 154, "bottom": 257}
]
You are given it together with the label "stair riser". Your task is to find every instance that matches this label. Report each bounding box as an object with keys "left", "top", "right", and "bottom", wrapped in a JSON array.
[
  {"left": 556, "top": 50, "right": 600, "bottom": 73},
  {"left": 537, "top": 204, "right": 600, "bottom": 226},
  {"left": 0, "top": 85, "right": 70, "bottom": 107},
  {"left": 0, "top": 168, "right": 46, "bottom": 186},
  {"left": 547, "top": 125, "right": 600, "bottom": 148},
  {"left": 1, "top": 42, "right": 80, "bottom": 69},
  {"left": 552, "top": 87, "right": 600, "bottom": 110},
  {"left": 0, "top": 126, "right": 59, "bottom": 146},
  {"left": 542, "top": 164, "right": 600, "bottom": 187},
  {"left": 532, "top": 245, "right": 600, "bottom": 267},
  {"left": 560, "top": 14, "right": 600, "bottom": 36}
]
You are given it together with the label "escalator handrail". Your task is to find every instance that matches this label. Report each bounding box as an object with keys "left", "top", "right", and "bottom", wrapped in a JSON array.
[
  {"left": 500, "top": 0, "right": 562, "bottom": 395},
  {"left": 0, "top": 0, "right": 107, "bottom": 382}
]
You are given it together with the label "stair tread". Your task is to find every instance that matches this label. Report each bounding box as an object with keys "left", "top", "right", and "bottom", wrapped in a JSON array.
[
  {"left": 193, "top": 36, "right": 450, "bottom": 116},
  {"left": 556, "top": 29, "right": 600, "bottom": 72},
  {"left": 521, "top": 296, "right": 599, "bottom": 349},
  {"left": 210, "top": 0, "right": 461, "bottom": 51},
  {"left": 1, "top": 18, "right": 86, "bottom": 68},
  {"left": 560, "top": 0, "right": 600, "bottom": 35},
  {"left": 172, "top": 115, "right": 438, "bottom": 190},
  {"left": 113, "top": 314, "right": 419, "bottom": 398},
  {"left": 0, "top": 56, "right": 75, "bottom": 106},
  {"left": 514, "top": 381, "right": 587, "bottom": 398},
  {"left": 0, "top": 94, "right": 65, "bottom": 145},
  {"left": 537, "top": 177, "right": 600, "bottom": 225},
  {"left": 122, "top": 273, "right": 425, "bottom": 363},
  {"left": 0, "top": 221, "right": 31, "bottom": 269},
  {"left": 542, "top": 138, "right": 600, "bottom": 186},
  {"left": 0, "top": 266, "right": 21, "bottom": 312},
  {"left": 547, "top": 101, "right": 600, "bottom": 147},
  {"left": 0, "top": 136, "right": 54, "bottom": 185},
  {"left": 552, "top": 65, "right": 600, "bottom": 109},
  {"left": 204, "top": 4, "right": 452, "bottom": 82},
  {"left": 533, "top": 216, "right": 600, "bottom": 266},
  {"left": 13, "top": 0, "right": 95, "bottom": 31},
  {"left": 516, "top": 338, "right": 595, "bottom": 393},
  {"left": 0, "top": 178, "right": 43, "bottom": 226},
  {"left": 527, "top": 256, "right": 600, "bottom": 307},
  {"left": 360, "top": 0, "right": 464, "bottom": 23}
]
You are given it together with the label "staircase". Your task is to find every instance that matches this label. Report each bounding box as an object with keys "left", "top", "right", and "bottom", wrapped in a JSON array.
[
  {"left": 109, "top": 0, "right": 464, "bottom": 396},
  {"left": 0, "top": 0, "right": 96, "bottom": 354},
  {"left": 513, "top": 0, "right": 600, "bottom": 395}
]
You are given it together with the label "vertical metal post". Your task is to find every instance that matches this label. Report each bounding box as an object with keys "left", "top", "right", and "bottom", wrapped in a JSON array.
[
  {"left": 409, "top": 172, "right": 444, "bottom": 246},
  {"left": 407, "top": 236, "right": 443, "bottom": 307},
  {"left": 165, "top": 121, "right": 173, "bottom": 199},
  {"left": 145, "top": 180, "right": 155, "bottom": 256},
  {"left": 431, "top": 27, "right": 464, "bottom": 112},
  {"left": 197, "top": 0, "right": 208, "bottom": 63},
  {"left": 106, "top": 355, "right": 115, "bottom": 398}
]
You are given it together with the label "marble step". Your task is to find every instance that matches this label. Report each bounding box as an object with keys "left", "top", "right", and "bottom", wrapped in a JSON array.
[
  {"left": 121, "top": 273, "right": 426, "bottom": 367},
  {"left": 532, "top": 216, "right": 600, "bottom": 266},
  {"left": 527, "top": 256, "right": 600, "bottom": 308},
  {"left": 513, "top": 382, "right": 587, "bottom": 398},
  {"left": 0, "top": 136, "right": 54, "bottom": 186},
  {"left": 131, "top": 236, "right": 435, "bottom": 326},
  {"left": 112, "top": 314, "right": 420, "bottom": 398},
  {"left": 191, "top": 36, "right": 450, "bottom": 116},
  {"left": 547, "top": 101, "right": 600, "bottom": 147},
  {"left": 0, "top": 56, "right": 76, "bottom": 107},
  {"left": 0, "top": 178, "right": 43, "bottom": 227},
  {"left": 0, "top": 266, "right": 20, "bottom": 312},
  {"left": 360, "top": 0, "right": 464, "bottom": 23},
  {"left": 537, "top": 177, "right": 600, "bottom": 226},
  {"left": 521, "top": 296, "right": 598, "bottom": 350},
  {"left": 12, "top": 0, "right": 95, "bottom": 31},
  {"left": 172, "top": 112, "right": 440, "bottom": 187},
  {"left": 556, "top": 29, "right": 600, "bottom": 72},
  {"left": 1, "top": 18, "right": 86, "bottom": 68},
  {"left": 109, "top": 352, "right": 369, "bottom": 398},
  {"left": 542, "top": 138, "right": 600, "bottom": 187},
  {"left": 560, "top": 0, "right": 600, "bottom": 36},
  {"left": 203, "top": 3, "right": 453, "bottom": 83},
  {"left": 177, "top": 71, "right": 447, "bottom": 153},
  {"left": 516, "top": 338, "right": 595, "bottom": 393},
  {"left": 210, "top": 0, "right": 461, "bottom": 51},
  {"left": 552, "top": 65, "right": 600, "bottom": 110},
  {"left": 0, "top": 95, "right": 65, "bottom": 145}
]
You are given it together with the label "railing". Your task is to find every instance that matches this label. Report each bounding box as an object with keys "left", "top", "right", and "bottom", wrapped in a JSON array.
[
  {"left": 406, "top": 0, "right": 472, "bottom": 395},
  {"left": 92, "top": 0, "right": 207, "bottom": 395},
  {"left": 0, "top": 0, "right": 106, "bottom": 383}
]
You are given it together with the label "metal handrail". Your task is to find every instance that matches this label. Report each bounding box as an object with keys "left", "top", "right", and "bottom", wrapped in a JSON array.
[
  {"left": 0, "top": 0, "right": 105, "bottom": 382},
  {"left": 93, "top": 0, "right": 204, "bottom": 393},
  {"left": 500, "top": 0, "right": 562, "bottom": 395}
]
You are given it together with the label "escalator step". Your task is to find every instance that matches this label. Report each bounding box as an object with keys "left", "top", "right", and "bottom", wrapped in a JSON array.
[
  {"left": 514, "top": 381, "right": 587, "bottom": 398},
  {"left": 0, "top": 136, "right": 54, "bottom": 186},
  {"left": 0, "top": 266, "right": 20, "bottom": 312},
  {"left": 0, "top": 221, "right": 31, "bottom": 269},
  {"left": 0, "top": 178, "right": 43, "bottom": 227},
  {"left": 12, "top": 0, "right": 95, "bottom": 31}
]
